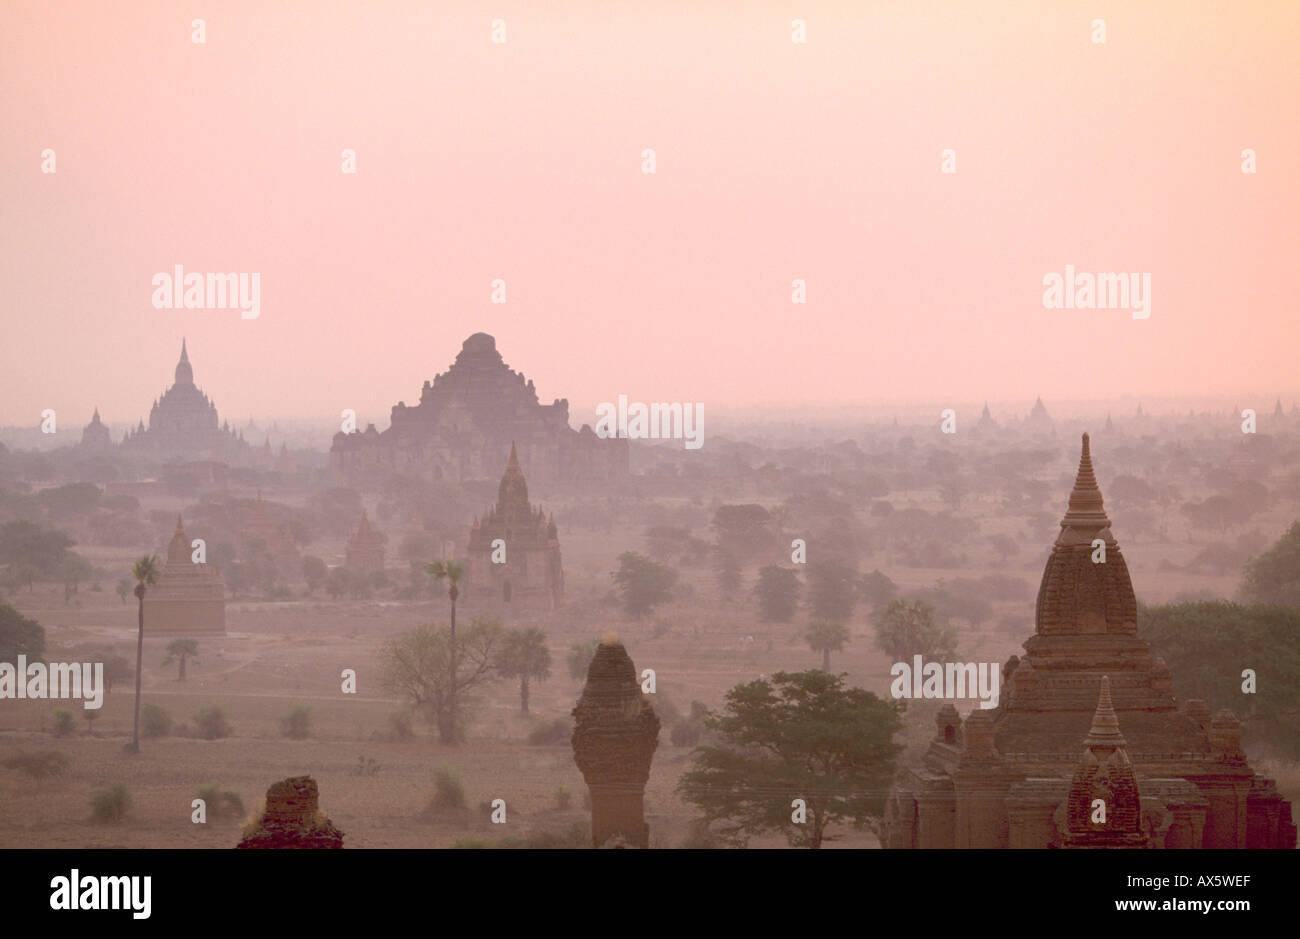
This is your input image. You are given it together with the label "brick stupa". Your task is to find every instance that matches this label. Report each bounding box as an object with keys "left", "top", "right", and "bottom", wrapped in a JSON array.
[
  {"left": 571, "top": 638, "right": 660, "bottom": 848},
  {"left": 884, "top": 434, "right": 1296, "bottom": 849},
  {"left": 142, "top": 515, "right": 225, "bottom": 636},
  {"left": 237, "top": 776, "right": 344, "bottom": 849}
]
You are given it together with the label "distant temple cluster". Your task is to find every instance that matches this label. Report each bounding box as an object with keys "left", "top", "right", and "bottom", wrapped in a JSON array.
[
  {"left": 142, "top": 515, "right": 226, "bottom": 636},
  {"left": 465, "top": 444, "right": 564, "bottom": 611},
  {"left": 883, "top": 435, "right": 1296, "bottom": 849},
  {"left": 330, "top": 333, "right": 628, "bottom": 485}
]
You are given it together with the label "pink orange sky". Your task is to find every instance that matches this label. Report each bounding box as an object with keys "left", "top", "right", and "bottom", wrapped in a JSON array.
[{"left": 2, "top": 1, "right": 1297, "bottom": 428}]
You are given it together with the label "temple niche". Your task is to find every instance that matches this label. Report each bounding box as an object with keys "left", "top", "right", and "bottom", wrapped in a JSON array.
[
  {"left": 465, "top": 444, "right": 564, "bottom": 611},
  {"left": 330, "top": 332, "right": 628, "bottom": 485},
  {"left": 142, "top": 515, "right": 226, "bottom": 636},
  {"left": 120, "top": 339, "right": 249, "bottom": 463},
  {"left": 883, "top": 434, "right": 1296, "bottom": 850}
]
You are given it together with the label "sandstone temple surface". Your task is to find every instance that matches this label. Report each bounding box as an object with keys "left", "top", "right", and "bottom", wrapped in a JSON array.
[
  {"left": 465, "top": 444, "right": 564, "bottom": 611},
  {"left": 330, "top": 332, "right": 628, "bottom": 485},
  {"left": 237, "top": 776, "right": 344, "bottom": 849},
  {"left": 121, "top": 340, "right": 249, "bottom": 462},
  {"left": 142, "top": 515, "right": 226, "bottom": 636},
  {"left": 572, "top": 639, "right": 660, "bottom": 848},
  {"left": 883, "top": 434, "right": 1296, "bottom": 849}
]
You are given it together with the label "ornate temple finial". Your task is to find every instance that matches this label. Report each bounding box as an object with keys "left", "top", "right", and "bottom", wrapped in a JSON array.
[
  {"left": 1061, "top": 432, "right": 1110, "bottom": 529},
  {"left": 508, "top": 441, "right": 519, "bottom": 468},
  {"left": 180, "top": 337, "right": 189, "bottom": 363},
  {"left": 1084, "top": 675, "right": 1126, "bottom": 748},
  {"left": 174, "top": 513, "right": 185, "bottom": 534}
]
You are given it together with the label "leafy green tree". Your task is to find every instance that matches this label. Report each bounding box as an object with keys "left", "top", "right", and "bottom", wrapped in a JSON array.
[
  {"left": 301, "top": 555, "right": 328, "bottom": 594},
  {"left": 57, "top": 553, "right": 93, "bottom": 604},
  {"left": 379, "top": 617, "right": 500, "bottom": 745},
  {"left": 163, "top": 638, "right": 199, "bottom": 680},
  {"left": 714, "top": 547, "right": 742, "bottom": 600},
  {"left": 1239, "top": 521, "right": 1300, "bottom": 606},
  {"left": 115, "top": 578, "right": 132, "bottom": 604},
  {"left": 425, "top": 560, "right": 465, "bottom": 741},
  {"left": 0, "top": 520, "right": 74, "bottom": 582},
  {"left": 495, "top": 627, "right": 552, "bottom": 715},
  {"left": 711, "top": 504, "right": 775, "bottom": 563},
  {"left": 872, "top": 598, "right": 956, "bottom": 662},
  {"left": 567, "top": 640, "right": 599, "bottom": 681},
  {"left": 753, "top": 565, "right": 801, "bottom": 623},
  {"left": 0, "top": 602, "right": 44, "bottom": 661},
  {"left": 677, "top": 671, "right": 903, "bottom": 848},
  {"left": 858, "top": 569, "right": 897, "bottom": 612},
  {"left": 612, "top": 551, "right": 677, "bottom": 617},
  {"left": 807, "top": 559, "right": 857, "bottom": 624},
  {"left": 127, "top": 554, "right": 160, "bottom": 753},
  {"left": 806, "top": 619, "right": 851, "bottom": 672},
  {"left": 324, "top": 565, "right": 347, "bottom": 599},
  {"left": 1140, "top": 600, "right": 1300, "bottom": 758},
  {"left": 35, "top": 482, "right": 102, "bottom": 519}
]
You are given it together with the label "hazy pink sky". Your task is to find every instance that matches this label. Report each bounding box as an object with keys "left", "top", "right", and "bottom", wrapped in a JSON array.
[{"left": 2, "top": 1, "right": 1297, "bottom": 428}]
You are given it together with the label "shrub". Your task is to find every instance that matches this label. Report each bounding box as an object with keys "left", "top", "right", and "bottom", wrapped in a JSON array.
[
  {"left": 670, "top": 719, "right": 701, "bottom": 748},
  {"left": 450, "top": 836, "right": 489, "bottom": 849},
  {"left": 555, "top": 786, "right": 571, "bottom": 810},
  {"left": 141, "top": 703, "right": 172, "bottom": 738},
  {"left": 523, "top": 821, "right": 589, "bottom": 849},
  {"left": 90, "top": 784, "right": 131, "bottom": 823},
  {"left": 353, "top": 756, "right": 380, "bottom": 776},
  {"left": 281, "top": 705, "right": 312, "bottom": 739},
  {"left": 526, "top": 717, "right": 570, "bottom": 746},
  {"left": 422, "top": 767, "right": 468, "bottom": 822},
  {"left": 388, "top": 710, "right": 414, "bottom": 741},
  {"left": 195, "top": 782, "right": 244, "bottom": 821},
  {"left": 52, "top": 709, "right": 76, "bottom": 737},
  {"left": 193, "top": 705, "right": 232, "bottom": 740},
  {"left": 3, "top": 750, "right": 68, "bottom": 779}
]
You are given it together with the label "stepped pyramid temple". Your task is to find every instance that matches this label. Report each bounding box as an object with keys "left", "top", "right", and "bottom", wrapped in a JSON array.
[
  {"left": 466, "top": 444, "right": 564, "bottom": 611},
  {"left": 142, "top": 515, "right": 226, "bottom": 636},
  {"left": 883, "top": 434, "right": 1295, "bottom": 849},
  {"left": 975, "top": 402, "right": 998, "bottom": 434},
  {"left": 345, "top": 511, "right": 386, "bottom": 573},
  {"left": 330, "top": 333, "right": 628, "bottom": 485},
  {"left": 121, "top": 340, "right": 249, "bottom": 462}
]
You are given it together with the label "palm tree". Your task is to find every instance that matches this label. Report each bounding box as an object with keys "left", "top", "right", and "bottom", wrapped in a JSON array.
[
  {"left": 425, "top": 559, "right": 465, "bottom": 742},
  {"left": 127, "top": 555, "right": 160, "bottom": 753},
  {"left": 806, "top": 619, "right": 851, "bottom": 672},
  {"left": 495, "top": 627, "right": 552, "bottom": 715},
  {"left": 163, "top": 637, "right": 199, "bottom": 680}
]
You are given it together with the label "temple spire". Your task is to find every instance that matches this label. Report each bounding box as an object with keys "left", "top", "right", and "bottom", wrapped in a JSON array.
[
  {"left": 1084, "top": 675, "right": 1126, "bottom": 748},
  {"left": 1061, "top": 432, "right": 1110, "bottom": 530}
]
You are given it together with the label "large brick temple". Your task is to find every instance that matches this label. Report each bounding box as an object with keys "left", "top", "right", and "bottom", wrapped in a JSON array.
[
  {"left": 330, "top": 332, "right": 628, "bottom": 485},
  {"left": 883, "top": 434, "right": 1296, "bottom": 849}
]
